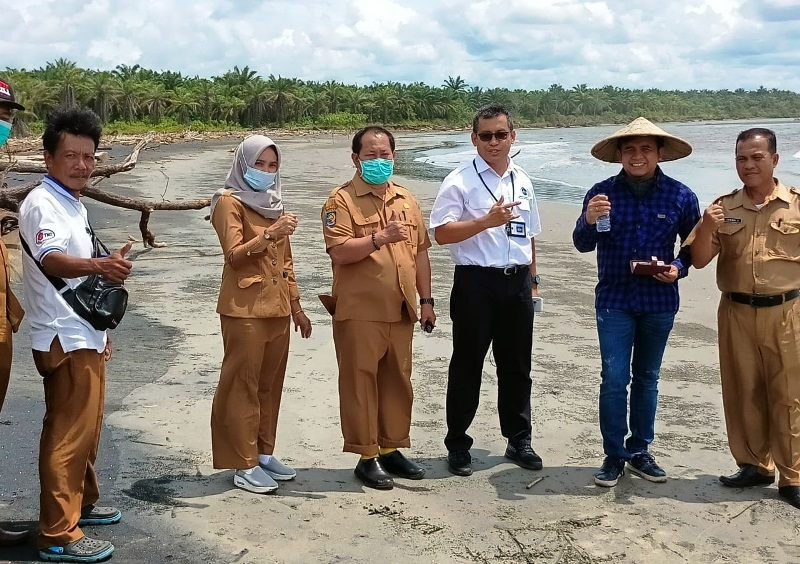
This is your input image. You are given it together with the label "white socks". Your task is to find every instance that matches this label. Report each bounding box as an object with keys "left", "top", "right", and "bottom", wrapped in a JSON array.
[{"left": 259, "top": 454, "right": 273, "bottom": 465}]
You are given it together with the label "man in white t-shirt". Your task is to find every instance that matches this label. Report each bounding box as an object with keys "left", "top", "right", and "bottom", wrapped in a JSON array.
[
  {"left": 429, "top": 105, "right": 543, "bottom": 477},
  {"left": 19, "top": 107, "right": 132, "bottom": 562}
]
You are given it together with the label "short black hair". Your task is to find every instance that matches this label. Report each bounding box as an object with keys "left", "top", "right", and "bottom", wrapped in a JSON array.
[
  {"left": 473, "top": 105, "right": 514, "bottom": 133},
  {"left": 617, "top": 135, "right": 665, "bottom": 151},
  {"left": 736, "top": 127, "right": 777, "bottom": 154},
  {"left": 352, "top": 126, "right": 395, "bottom": 154},
  {"left": 42, "top": 106, "right": 103, "bottom": 154}
]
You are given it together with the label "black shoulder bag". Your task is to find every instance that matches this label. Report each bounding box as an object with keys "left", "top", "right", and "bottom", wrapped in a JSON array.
[{"left": 21, "top": 226, "right": 128, "bottom": 331}]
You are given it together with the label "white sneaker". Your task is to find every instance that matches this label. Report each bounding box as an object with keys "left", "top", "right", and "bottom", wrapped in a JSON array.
[
  {"left": 260, "top": 456, "right": 297, "bottom": 481},
  {"left": 233, "top": 466, "right": 278, "bottom": 494}
]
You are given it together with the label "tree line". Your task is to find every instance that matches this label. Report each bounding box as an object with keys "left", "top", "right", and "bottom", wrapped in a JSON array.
[{"left": 4, "top": 59, "right": 800, "bottom": 135}]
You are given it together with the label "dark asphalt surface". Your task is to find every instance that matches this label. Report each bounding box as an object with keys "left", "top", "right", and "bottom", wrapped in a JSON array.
[{"left": 1, "top": 146, "right": 233, "bottom": 564}]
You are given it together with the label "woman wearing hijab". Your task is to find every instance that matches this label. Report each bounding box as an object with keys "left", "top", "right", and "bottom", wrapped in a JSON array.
[{"left": 210, "top": 135, "right": 312, "bottom": 494}]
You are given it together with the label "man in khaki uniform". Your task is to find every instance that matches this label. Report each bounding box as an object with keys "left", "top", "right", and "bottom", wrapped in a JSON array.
[
  {"left": 0, "top": 78, "right": 30, "bottom": 547},
  {"left": 690, "top": 127, "right": 800, "bottom": 509},
  {"left": 322, "top": 126, "right": 436, "bottom": 490}
]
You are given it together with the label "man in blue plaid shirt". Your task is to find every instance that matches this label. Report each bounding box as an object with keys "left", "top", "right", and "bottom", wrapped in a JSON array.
[{"left": 573, "top": 117, "right": 700, "bottom": 487}]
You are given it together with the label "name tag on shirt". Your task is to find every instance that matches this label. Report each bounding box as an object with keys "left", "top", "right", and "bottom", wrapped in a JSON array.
[
  {"left": 506, "top": 221, "right": 526, "bottom": 238},
  {"left": 724, "top": 217, "right": 742, "bottom": 223}
]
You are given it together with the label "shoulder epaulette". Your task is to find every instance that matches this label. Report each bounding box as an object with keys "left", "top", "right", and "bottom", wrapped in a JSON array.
[
  {"left": 326, "top": 181, "right": 352, "bottom": 198},
  {"left": 715, "top": 187, "right": 741, "bottom": 201}
]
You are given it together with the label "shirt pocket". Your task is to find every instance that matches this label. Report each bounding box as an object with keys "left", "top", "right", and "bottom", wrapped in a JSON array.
[
  {"left": 650, "top": 211, "right": 679, "bottom": 240},
  {"left": 238, "top": 275, "right": 264, "bottom": 288},
  {"left": 718, "top": 222, "right": 747, "bottom": 257},
  {"left": 767, "top": 220, "right": 800, "bottom": 259},
  {"left": 465, "top": 193, "right": 496, "bottom": 211},
  {"left": 352, "top": 212, "right": 381, "bottom": 238}
]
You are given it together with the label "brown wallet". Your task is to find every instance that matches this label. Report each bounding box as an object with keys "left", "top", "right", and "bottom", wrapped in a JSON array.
[{"left": 630, "top": 257, "right": 670, "bottom": 276}]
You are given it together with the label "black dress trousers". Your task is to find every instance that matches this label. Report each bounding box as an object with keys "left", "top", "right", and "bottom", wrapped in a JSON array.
[{"left": 444, "top": 265, "right": 534, "bottom": 452}]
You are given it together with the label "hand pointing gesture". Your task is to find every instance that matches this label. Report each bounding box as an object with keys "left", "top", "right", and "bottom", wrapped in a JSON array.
[{"left": 482, "top": 195, "right": 521, "bottom": 228}]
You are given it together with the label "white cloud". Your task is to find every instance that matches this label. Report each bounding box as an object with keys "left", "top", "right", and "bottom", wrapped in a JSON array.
[{"left": 1, "top": 0, "right": 798, "bottom": 91}]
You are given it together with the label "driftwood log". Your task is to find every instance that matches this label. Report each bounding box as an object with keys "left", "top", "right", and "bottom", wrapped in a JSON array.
[{"left": 0, "top": 138, "right": 211, "bottom": 247}]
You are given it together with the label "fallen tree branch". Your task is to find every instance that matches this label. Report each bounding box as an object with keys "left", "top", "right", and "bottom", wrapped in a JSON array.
[
  {"left": 0, "top": 136, "right": 211, "bottom": 247},
  {"left": 0, "top": 137, "right": 149, "bottom": 175}
]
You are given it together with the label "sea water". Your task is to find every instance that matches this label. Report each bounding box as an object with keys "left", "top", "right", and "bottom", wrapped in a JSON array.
[{"left": 399, "top": 119, "right": 800, "bottom": 207}]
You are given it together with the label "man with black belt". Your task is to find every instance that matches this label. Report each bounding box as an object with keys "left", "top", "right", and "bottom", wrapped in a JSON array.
[
  {"left": 689, "top": 127, "right": 800, "bottom": 510},
  {"left": 429, "top": 105, "right": 542, "bottom": 476}
]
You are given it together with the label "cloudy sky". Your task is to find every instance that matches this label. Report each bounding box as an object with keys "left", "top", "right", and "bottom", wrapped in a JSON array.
[{"left": 4, "top": 0, "right": 800, "bottom": 91}]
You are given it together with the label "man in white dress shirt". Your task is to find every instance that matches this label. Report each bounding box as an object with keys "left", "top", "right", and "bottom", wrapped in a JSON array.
[{"left": 429, "top": 105, "right": 543, "bottom": 476}]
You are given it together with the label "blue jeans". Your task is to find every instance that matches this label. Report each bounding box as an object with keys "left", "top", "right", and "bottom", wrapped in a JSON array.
[{"left": 596, "top": 309, "right": 675, "bottom": 460}]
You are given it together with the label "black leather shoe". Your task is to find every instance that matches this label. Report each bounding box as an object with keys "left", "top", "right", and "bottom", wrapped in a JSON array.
[
  {"left": 447, "top": 449, "right": 473, "bottom": 476},
  {"left": 505, "top": 432, "right": 543, "bottom": 470},
  {"left": 378, "top": 451, "right": 425, "bottom": 480},
  {"left": 0, "top": 526, "right": 29, "bottom": 547},
  {"left": 719, "top": 464, "right": 774, "bottom": 487},
  {"left": 354, "top": 458, "right": 394, "bottom": 490},
  {"left": 779, "top": 486, "right": 800, "bottom": 509}
]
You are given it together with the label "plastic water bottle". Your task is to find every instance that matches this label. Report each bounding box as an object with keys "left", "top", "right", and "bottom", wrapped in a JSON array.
[
  {"left": 596, "top": 213, "right": 611, "bottom": 232},
  {"left": 595, "top": 193, "right": 610, "bottom": 232}
]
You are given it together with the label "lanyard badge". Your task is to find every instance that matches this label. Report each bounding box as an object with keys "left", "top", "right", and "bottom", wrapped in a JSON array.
[{"left": 473, "top": 159, "right": 526, "bottom": 238}]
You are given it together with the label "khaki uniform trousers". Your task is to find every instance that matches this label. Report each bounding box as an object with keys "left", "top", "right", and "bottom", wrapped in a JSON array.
[
  {"left": 333, "top": 316, "right": 414, "bottom": 456},
  {"left": 33, "top": 338, "right": 105, "bottom": 549},
  {"left": 0, "top": 328, "right": 11, "bottom": 411},
  {"left": 211, "top": 315, "right": 290, "bottom": 469},
  {"left": 719, "top": 297, "right": 800, "bottom": 486}
]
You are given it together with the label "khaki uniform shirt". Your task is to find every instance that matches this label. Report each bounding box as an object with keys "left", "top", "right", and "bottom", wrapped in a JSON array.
[
  {"left": 710, "top": 179, "right": 800, "bottom": 294},
  {"left": 322, "top": 174, "right": 431, "bottom": 322},
  {"left": 0, "top": 238, "right": 24, "bottom": 342},
  {"left": 212, "top": 192, "right": 300, "bottom": 318}
]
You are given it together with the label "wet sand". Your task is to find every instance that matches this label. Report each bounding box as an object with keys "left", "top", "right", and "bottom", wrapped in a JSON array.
[{"left": 3, "top": 133, "right": 799, "bottom": 563}]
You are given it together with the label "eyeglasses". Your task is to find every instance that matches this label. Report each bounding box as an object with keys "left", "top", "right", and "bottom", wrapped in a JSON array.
[{"left": 476, "top": 131, "right": 510, "bottom": 142}]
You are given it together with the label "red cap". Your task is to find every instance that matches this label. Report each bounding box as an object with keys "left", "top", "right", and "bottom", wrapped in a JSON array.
[{"left": 0, "top": 79, "right": 25, "bottom": 111}]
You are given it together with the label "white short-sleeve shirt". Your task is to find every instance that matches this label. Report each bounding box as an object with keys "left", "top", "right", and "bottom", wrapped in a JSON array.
[
  {"left": 428, "top": 156, "right": 541, "bottom": 267},
  {"left": 19, "top": 176, "right": 107, "bottom": 353}
]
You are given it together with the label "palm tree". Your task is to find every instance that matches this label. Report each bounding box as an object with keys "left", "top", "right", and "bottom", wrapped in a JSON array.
[
  {"left": 170, "top": 87, "right": 199, "bottom": 124},
  {"left": 142, "top": 82, "right": 173, "bottom": 123},
  {"left": 118, "top": 77, "right": 144, "bottom": 121},
  {"left": 41, "top": 58, "right": 84, "bottom": 107},
  {"left": 264, "top": 75, "right": 300, "bottom": 126},
  {"left": 442, "top": 75, "right": 468, "bottom": 97},
  {"left": 241, "top": 78, "right": 270, "bottom": 126},
  {"left": 80, "top": 71, "right": 121, "bottom": 123}
]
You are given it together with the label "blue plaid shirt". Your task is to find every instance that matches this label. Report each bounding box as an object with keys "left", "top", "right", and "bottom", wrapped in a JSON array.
[{"left": 572, "top": 168, "right": 700, "bottom": 313}]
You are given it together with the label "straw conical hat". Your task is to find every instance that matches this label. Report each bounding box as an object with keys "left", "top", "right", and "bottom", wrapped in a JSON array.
[{"left": 591, "top": 117, "right": 692, "bottom": 163}]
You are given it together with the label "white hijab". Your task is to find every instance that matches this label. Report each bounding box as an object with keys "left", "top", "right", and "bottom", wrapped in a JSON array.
[{"left": 211, "top": 135, "right": 284, "bottom": 219}]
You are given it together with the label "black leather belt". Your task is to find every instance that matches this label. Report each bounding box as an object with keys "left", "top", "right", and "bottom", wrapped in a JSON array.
[
  {"left": 456, "top": 264, "right": 527, "bottom": 276},
  {"left": 727, "top": 289, "right": 800, "bottom": 308}
]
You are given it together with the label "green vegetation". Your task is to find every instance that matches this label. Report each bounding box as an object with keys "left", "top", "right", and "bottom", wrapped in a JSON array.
[{"left": 5, "top": 59, "right": 800, "bottom": 136}]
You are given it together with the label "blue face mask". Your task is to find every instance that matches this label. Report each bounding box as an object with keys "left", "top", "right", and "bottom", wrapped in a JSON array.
[
  {"left": 243, "top": 166, "right": 277, "bottom": 192},
  {"left": 0, "top": 119, "right": 11, "bottom": 147},
  {"left": 359, "top": 158, "right": 394, "bottom": 185}
]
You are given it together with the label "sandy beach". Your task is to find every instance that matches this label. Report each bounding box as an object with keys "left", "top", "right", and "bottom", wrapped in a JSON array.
[{"left": 3, "top": 133, "right": 799, "bottom": 564}]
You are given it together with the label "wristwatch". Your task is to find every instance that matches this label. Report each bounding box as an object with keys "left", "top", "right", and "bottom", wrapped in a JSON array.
[
  {"left": 420, "top": 298, "right": 435, "bottom": 307},
  {"left": 532, "top": 274, "right": 541, "bottom": 286}
]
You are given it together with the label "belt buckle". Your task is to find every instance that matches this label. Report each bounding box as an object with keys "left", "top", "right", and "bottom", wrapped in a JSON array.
[{"left": 502, "top": 266, "right": 516, "bottom": 275}]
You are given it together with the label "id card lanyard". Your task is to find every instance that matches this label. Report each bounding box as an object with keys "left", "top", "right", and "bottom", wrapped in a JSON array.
[
  {"left": 473, "top": 159, "right": 514, "bottom": 203},
  {"left": 472, "top": 159, "right": 526, "bottom": 239}
]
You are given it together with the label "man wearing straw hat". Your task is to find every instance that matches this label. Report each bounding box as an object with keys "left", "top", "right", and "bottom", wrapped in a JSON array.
[
  {"left": 572, "top": 117, "right": 700, "bottom": 487},
  {"left": 689, "top": 128, "right": 800, "bottom": 510}
]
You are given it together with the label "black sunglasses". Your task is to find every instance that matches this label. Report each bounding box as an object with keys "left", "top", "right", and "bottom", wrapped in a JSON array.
[{"left": 476, "top": 131, "right": 510, "bottom": 142}]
